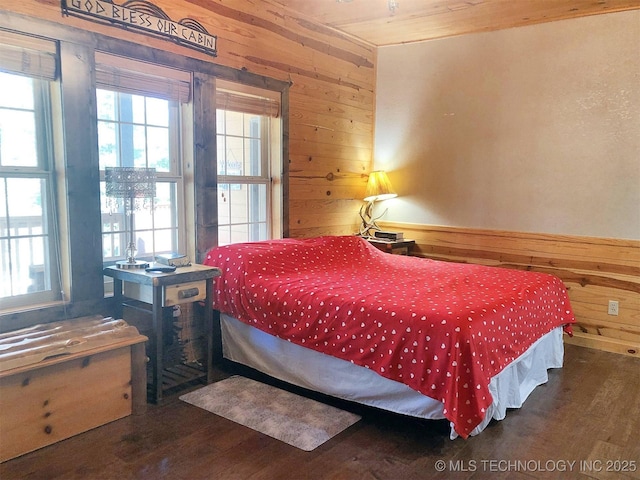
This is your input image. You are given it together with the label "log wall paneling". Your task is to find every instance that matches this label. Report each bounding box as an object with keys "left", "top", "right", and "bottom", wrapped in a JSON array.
[{"left": 381, "top": 221, "right": 640, "bottom": 358}]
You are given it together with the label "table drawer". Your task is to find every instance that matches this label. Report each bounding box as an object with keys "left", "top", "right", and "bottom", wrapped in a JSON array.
[
  {"left": 123, "top": 280, "right": 206, "bottom": 306},
  {"left": 163, "top": 281, "right": 206, "bottom": 306}
]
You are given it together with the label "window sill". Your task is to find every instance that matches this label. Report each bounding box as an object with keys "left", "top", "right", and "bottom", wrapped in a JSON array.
[{"left": 0, "top": 299, "right": 70, "bottom": 317}]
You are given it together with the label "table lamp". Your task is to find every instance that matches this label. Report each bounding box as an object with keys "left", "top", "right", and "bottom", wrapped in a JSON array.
[
  {"left": 359, "top": 170, "right": 397, "bottom": 237},
  {"left": 105, "top": 166, "right": 156, "bottom": 269}
]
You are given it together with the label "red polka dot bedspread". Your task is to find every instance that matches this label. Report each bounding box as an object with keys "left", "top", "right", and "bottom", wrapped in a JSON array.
[{"left": 204, "top": 235, "right": 576, "bottom": 438}]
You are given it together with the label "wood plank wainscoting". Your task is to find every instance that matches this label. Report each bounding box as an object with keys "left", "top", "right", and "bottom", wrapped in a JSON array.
[{"left": 380, "top": 221, "right": 640, "bottom": 358}]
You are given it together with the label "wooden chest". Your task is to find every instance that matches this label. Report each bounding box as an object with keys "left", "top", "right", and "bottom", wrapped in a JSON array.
[{"left": 0, "top": 316, "right": 147, "bottom": 463}]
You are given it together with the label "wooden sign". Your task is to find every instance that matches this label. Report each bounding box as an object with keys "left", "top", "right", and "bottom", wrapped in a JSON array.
[{"left": 61, "top": 0, "right": 217, "bottom": 56}]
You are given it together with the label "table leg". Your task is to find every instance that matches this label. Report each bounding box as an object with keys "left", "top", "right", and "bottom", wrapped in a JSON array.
[
  {"left": 205, "top": 278, "right": 214, "bottom": 384},
  {"left": 151, "top": 286, "right": 163, "bottom": 403},
  {"left": 112, "top": 278, "right": 123, "bottom": 320}
]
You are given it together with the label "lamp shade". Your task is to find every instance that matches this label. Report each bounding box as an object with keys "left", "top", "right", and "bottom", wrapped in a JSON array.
[
  {"left": 364, "top": 170, "right": 397, "bottom": 202},
  {"left": 105, "top": 167, "right": 156, "bottom": 199},
  {"left": 104, "top": 166, "right": 157, "bottom": 269}
]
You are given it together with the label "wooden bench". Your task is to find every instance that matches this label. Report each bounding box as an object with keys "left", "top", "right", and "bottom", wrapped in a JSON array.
[{"left": 0, "top": 315, "right": 147, "bottom": 462}]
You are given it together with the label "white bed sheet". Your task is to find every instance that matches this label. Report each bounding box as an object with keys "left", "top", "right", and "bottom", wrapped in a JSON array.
[{"left": 220, "top": 313, "right": 565, "bottom": 439}]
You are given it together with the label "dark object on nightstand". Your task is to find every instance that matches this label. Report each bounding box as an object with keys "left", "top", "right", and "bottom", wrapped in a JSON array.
[
  {"left": 374, "top": 230, "right": 404, "bottom": 241},
  {"left": 145, "top": 265, "right": 177, "bottom": 273},
  {"left": 367, "top": 238, "right": 416, "bottom": 255}
]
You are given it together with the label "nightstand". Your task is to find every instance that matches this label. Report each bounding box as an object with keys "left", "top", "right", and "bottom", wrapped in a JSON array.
[
  {"left": 103, "top": 263, "right": 221, "bottom": 403},
  {"left": 367, "top": 238, "right": 416, "bottom": 255}
]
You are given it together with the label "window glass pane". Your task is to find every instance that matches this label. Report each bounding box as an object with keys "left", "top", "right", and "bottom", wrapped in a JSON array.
[
  {"left": 228, "top": 184, "right": 248, "bottom": 224},
  {"left": 0, "top": 179, "right": 6, "bottom": 237},
  {"left": 245, "top": 137, "right": 262, "bottom": 176},
  {"left": 102, "top": 231, "right": 125, "bottom": 259},
  {"left": 225, "top": 110, "right": 243, "bottom": 137},
  {"left": 230, "top": 223, "right": 248, "bottom": 245},
  {"left": 257, "top": 223, "right": 267, "bottom": 239},
  {"left": 226, "top": 137, "right": 244, "bottom": 176},
  {"left": 96, "top": 89, "right": 116, "bottom": 121},
  {"left": 245, "top": 114, "right": 260, "bottom": 138},
  {"left": 1, "top": 111, "right": 37, "bottom": 168},
  {"left": 218, "top": 185, "right": 230, "bottom": 225},
  {"left": 217, "top": 183, "right": 267, "bottom": 245},
  {"left": 0, "top": 69, "right": 60, "bottom": 308},
  {"left": 98, "top": 84, "right": 181, "bottom": 264},
  {"left": 7, "top": 178, "right": 45, "bottom": 230},
  {"left": 218, "top": 225, "right": 230, "bottom": 246},
  {"left": 101, "top": 177, "right": 125, "bottom": 261},
  {"left": 217, "top": 135, "right": 226, "bottom": 175},
  {"left": 1, "top": 178, "right": 50, "bottom": 298},
  {"left": 131, "top": 95, "right": 146, "bottom": 125},
  {"left": 132, "top": 124, "right": 147, "bottom": 168},
  {"left": 0, "top": 72, "right": 34, "bottom": 109},
  {"left": 101, "top": 181, "right": 153, "bottom": 262},
  {"left": 216, "top": 109, "right": 225, "bottom": 135},
  {"left": 98, "top": 121, "right": 118, "bottom": 169},
  {"left": 154, "top": 182, "right": 177, "bottom": 229},
  {"left": 6, "top": 237, "right": 46, "bottom": 295},
  {"left": 252, "top": 184, "right": 267, "bottom": 223},
  {"left": 0, "top": 239, "right": 8, "bottom": 296},
  {"left": 146, "top": 97, "right": 169, "bottom": 127},
  {"left": 3, "top": 111, "right": 38, "bottom": 167},
  {"left": 216, "top": 114, "right": 263, "bottom": 178},
  {"left": 216, "top": 96, "right": 275, "bottom": 246},
  {"left": 134, "top": 203, "right": 153, "bottom": 230},
  {"left": 136, "top": 229, "right": 153, "bottom": 257},
  {"left": 154, "top": 228, "right": 176, "bottom": 254},
  {"left": 102, "top": 204, "right": 167, "bottom": 263},
  {"left": 147, "top": 126, "right": 170, "bottom": 172}
]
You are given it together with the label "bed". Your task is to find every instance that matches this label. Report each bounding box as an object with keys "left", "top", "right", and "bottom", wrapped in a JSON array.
[{"left": 204, "top": 235, "right": 575, "bottom": 439}]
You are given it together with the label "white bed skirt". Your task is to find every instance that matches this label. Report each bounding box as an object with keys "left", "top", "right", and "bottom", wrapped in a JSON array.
[{"left": 220, "top": 314, "right": 565, "bottom": 439}]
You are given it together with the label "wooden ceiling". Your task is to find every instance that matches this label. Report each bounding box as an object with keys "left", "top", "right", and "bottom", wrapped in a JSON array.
[{"left": 273, "top": 0, "right": 640, "bottom": 46}]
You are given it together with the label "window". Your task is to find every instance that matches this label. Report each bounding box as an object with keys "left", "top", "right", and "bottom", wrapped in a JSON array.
[
  {"left": 0, "top": 32, "right": 61, "bottom": 310},
  {"left": 216, "top": 81, "right": 282, "bottom": 245},
  {"left": 96, "top": 54, "right": 191, "bottom": 264}
]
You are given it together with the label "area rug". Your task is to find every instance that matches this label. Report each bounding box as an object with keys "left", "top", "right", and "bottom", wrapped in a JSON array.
[{"left": 179, "top": 376, "right": 361, "bottom": 451}]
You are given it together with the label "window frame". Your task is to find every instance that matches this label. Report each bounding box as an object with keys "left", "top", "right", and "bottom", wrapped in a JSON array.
[
  {"left": 95, "top": 52, "right": 193, "bottom": 266},
  {"left": 96, "top": 85, "right": 187, "bottom": 266},
  {"left": 215, "top": 80, "right": 283, "bottom": 245},
  {"left": 0, "top": 49, "right": 62, "bottom": 310}
]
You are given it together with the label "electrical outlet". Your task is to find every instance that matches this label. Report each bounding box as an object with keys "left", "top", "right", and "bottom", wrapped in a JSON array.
[{"left": 608, "top": 300, "right": 619, "bottom": 316}]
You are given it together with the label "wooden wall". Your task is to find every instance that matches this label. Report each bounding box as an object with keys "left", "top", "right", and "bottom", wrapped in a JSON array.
[
  {"left": 381, "top": 221, "right": 640, "bottom": 358},
  {"left": 1, "top": 0, "right": 374, "bottom": 238}
]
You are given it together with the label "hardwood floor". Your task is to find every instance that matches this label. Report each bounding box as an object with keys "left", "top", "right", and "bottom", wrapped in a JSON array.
[{"left": 1, "top": 344, "right": 638, "bottom": 480}]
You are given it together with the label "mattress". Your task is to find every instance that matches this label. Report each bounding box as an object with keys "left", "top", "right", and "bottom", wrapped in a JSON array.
[{"left": 220, "top": 313, "right": 565, "bottom": 439}]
